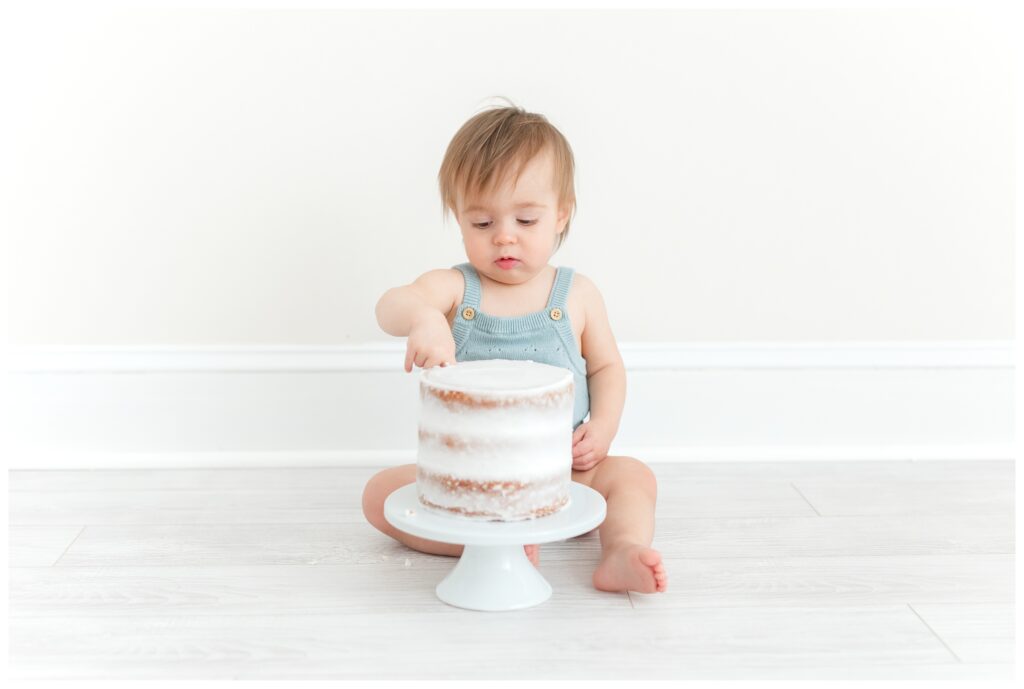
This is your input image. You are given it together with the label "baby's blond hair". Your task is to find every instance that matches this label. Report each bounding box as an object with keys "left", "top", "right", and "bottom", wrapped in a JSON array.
[{"left": 438, "top": 98, "right": 577, "bottom": 252}]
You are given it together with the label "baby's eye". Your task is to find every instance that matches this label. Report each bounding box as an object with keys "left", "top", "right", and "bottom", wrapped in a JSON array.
[{"left": 471, "top": 219, "right": 536, "bottom": 229}]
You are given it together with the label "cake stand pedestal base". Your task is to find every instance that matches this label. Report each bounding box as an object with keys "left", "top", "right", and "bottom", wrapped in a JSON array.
[
  {"left": 436, "top": 544, "right": 551, "bottom": 610},
  {"left": 384, "top": 482, "right": 607, "bottom": 612}
]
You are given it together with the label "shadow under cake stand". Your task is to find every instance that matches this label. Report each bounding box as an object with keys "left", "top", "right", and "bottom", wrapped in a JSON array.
[{"left": 384, "top": 482, "right": 607, "bottom": 611}]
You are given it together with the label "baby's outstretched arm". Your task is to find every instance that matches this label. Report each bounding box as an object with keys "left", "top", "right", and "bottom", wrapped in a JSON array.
[{"left": 375, "top": 270, "right": 458, "bottom": 372}]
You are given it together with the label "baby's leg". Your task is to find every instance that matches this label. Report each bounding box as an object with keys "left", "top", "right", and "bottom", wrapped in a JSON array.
[
  {"left": 362, "top": 464, "right": 463, "bottom": 557},
  {"left": 572, "top": 456, "right": 667, "bottom": 593},
  {"left": 361, "top": 465, "right": 541, "bottom": 565}
]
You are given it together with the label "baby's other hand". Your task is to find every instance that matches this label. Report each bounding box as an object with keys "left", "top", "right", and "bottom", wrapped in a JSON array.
[
  {"left": 572, "top": 420, "right": 612, "bottom": 471},
  {"left": 404, "top": 312, "right": 456, "bottom": 372}
]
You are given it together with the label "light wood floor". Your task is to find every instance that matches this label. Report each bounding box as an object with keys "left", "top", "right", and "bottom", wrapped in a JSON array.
[{"left": 8, "top": 460, "right": 1015, "bottom": 680}]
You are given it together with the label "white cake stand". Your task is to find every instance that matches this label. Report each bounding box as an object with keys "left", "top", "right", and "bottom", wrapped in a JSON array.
[{"left": 384, "top": 482, "right": 607, "bottom": 611}]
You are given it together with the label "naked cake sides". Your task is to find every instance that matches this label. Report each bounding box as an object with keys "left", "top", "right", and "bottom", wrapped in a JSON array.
[{"left": 416, "top": 359, "right": 575, "bottom": 521}]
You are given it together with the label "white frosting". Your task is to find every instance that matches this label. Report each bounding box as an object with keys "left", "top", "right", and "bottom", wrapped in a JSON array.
[
  {"left": 418, "top": 434, "right": 570, "bottom": 480},
  {"left": 416, "top": 359, "right": 575, "bottom": 520},
  {"left": 421, "top": 359, "right": 573, "bottom": 395}
]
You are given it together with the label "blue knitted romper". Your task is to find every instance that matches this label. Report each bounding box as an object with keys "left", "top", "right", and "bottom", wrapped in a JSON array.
[{"left": 450, "top": 261, "right": 591, "bottom": 431}]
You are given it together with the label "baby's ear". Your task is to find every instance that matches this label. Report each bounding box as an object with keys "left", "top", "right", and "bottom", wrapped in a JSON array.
[{"left": 556, "top": 205, "right": 570, "bottom": 233}]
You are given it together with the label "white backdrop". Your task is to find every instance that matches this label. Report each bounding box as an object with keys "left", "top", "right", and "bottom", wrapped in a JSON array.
[
  {"left": 2, "top": 7, "right": 1013, "bottom": 346},
  {"left": 2, "top": 6, "right": 1014, "bottom": 467}
]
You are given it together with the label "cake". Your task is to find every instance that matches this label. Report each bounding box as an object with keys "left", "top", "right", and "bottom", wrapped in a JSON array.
[{"left": 415, "top": 359, "right": 575, "bottom": 521}]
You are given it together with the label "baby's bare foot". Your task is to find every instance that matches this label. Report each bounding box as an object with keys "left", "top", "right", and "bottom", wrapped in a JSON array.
[
  {"left": 524, "top": 543, "right": 540, "bottom": 567},
  {"left": 592, "top": 543, "right": 667, "bottom": 593}
]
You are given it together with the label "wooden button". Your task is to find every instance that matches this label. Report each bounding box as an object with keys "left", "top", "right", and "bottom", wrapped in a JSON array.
[
  {"left": 549, "top": 307, "right": 563, "bottom": 321},
  {"left": 462, "top": 307, "right": 476, "bottom": 320}
]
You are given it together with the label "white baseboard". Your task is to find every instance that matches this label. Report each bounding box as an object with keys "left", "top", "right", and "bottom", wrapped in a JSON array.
[
  {"left": 9, "top": 445, "right": 1016, "bottom": 471},
  {"left": 5, "top": 341, "right": 1014, "bottom": 469}
]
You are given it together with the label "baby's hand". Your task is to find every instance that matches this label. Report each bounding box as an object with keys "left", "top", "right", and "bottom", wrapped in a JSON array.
[
  {"left": 404, "top": 312, "right": 456, "bottom": 373},
  {"left": 572, "top": 420, "right": 612, "bottom": 471}
]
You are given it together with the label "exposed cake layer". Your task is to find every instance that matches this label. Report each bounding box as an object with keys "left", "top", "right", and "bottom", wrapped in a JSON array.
[
  {"left": 421, "top": 384, "right": 574, "bottom": 412},
  {"left": 419, "top": 396, "right": 571, "bottom": 443},
  {"left": 416, "top": 466, "right": 571, "bottom": 521}
]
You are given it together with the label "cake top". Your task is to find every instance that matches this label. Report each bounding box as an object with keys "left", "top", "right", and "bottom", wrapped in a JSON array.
[{"left": 421, "top": 359, "right": 572, "bottom": 395}]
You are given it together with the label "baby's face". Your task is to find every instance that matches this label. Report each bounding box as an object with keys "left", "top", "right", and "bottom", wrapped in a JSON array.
[{"left": 454, "top": 147, "right": 569, "bottom": 286}]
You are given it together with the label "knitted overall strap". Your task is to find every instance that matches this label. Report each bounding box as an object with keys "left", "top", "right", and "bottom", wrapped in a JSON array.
[
  {"left": 451, "top": 263, "right": 481, "bottom": 350},
  {"left": 546, "top": 266, "right": 577, "bottom": 358}
]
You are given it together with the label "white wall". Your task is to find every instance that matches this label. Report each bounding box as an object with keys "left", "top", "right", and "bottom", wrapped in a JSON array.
[
  {"left": 3, "top": 8, "right": 1013, "bottom": 346},
  {"left": 2, "top": 7, "right": 1014, "bottom": 467}
]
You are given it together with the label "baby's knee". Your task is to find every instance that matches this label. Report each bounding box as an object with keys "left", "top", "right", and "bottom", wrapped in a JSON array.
[
  {"left": 611, "top": 456, "right": 658, "bottom": 498},
  {"left": 360, "top": 470, "right": 392, "bottom": 530},
  {"left": 361, "top": 465, "right": 416, "bottom": 531}
]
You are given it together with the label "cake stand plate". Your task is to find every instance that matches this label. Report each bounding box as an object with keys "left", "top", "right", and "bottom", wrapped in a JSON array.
[{"left": 384, "top": 482, "right": 607, "bottom": 611}]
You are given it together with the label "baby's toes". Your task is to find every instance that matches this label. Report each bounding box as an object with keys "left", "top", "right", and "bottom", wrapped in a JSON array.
[{"left": 639, "top": 548, "right": 662, "bottom": 568}]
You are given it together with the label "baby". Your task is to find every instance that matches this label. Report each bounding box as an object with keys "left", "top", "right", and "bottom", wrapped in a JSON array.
[{"left": 361, "top": 102, "right": 667, "bottom": 594}]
